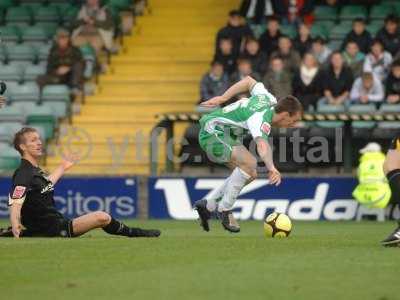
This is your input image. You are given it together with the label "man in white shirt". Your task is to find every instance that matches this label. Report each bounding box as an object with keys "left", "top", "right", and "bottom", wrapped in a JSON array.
[{"left": 350, "top": 72, "right": 384, "bottom": 104}]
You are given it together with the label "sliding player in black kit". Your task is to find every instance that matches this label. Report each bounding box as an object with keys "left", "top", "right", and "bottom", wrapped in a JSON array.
[{"left": 1, "top": 127, "right": 160, "bottom": 238}]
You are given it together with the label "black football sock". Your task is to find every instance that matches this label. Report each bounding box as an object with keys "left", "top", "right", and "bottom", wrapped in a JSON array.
[{"left": 102, "top": 218, "right": 131, "bottom": 236}]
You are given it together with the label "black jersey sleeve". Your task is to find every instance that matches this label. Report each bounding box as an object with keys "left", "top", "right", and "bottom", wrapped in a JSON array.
[{"left": 8, "top": 167, "right": 33, "bottom": 205}]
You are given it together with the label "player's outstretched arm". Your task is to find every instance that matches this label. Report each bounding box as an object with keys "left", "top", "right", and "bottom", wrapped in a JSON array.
[
  {"left": 48, "top": 153, "right": 79, "bottom": 185},
  {"left": 255, "top": 137, "right": 281, "bottom": 186},
  {"left": 201, "top": 76, "right": 257, "bottom": 107},
  {"left": 9, "top": 203, "right": 22, "bottom": 238}
]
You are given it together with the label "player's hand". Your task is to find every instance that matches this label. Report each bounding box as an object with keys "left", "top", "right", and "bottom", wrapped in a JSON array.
[
  {"left": 61, "top": 153, "right": 79, "bottom": 171},
  {"left": 200, "top": 96, "right": 226, "bottom": 108},
  {"left": 0, "top": 96, "right": 5, "bottom": 108},
  {"left": 268, "top": 167, "right": 281, "bottom": 186},
  {"left": 12, "top": 223, "right": 22, "bottom": 238}
]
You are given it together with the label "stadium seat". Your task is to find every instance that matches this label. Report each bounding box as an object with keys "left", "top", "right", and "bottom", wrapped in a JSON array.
[
  {"left": 327, "top": 40, "right": 342, "bottom": 51},
  {"left": 0, "top": 47, "right": 6, "bottom": 64},
  {"left": 10, "top": 82, "right": 40, "bottom": 103},
  {"left": 0, "top": 25, "right": 21, "bottom": 44},
  {"left": 26, "top": 105, "right": 56, "bottom": 139},
  {"left": 330, "top": 24, "right": 350, "bottom": 40},
  {"left": 377, "top": 122, "right": 400, "bottom": 129},
  {"left": 314, "top": 6, "right": 337, "bottom": 21},
  {"left": 32, "top": 6, "right": 59, "bottom": 23},
  {"left": 315, "top": 121, "right": 344, "bottom": 128},
  {"left": 45, "top": 101, "right": 69, "bottom": 119},
  {"left": 37, "top": 44, "right": 52, "bottom": 62},
  {"left": 317, "top": 103, "right": 345, "bottom": 113},
  {"left": 310, "top": 23, "right": 329, "bottom": 40},
  {"left": 379, "top": 104, "right": 400, "bottom": 113},
  {"left": 48, "top": 2, "right": 75, "bottom": 13},
  {"left": 41, "top": 84, "right": 70, "bottom": 103},
  {"left": 11, "top": 101, "right": 37, "bottom": 115},
  {"left": 0, "top": 0, "right": 15, "bottom": 11},
  {"left": 348, "top": 104, "right": 376, "bottom": 114},
  {"left": 23, "top": 63, "right": 46, "bottom": 81},
  {"left": 280, "top": 25, "right": 296, "bottom": 38},
  {"left": 0, "top": 105, "right": 26, "bottom": 123},
  {"left": 21, "top": 26, "right": 49, "bottom": 43},
  {"left": 0, "top": 63, "right": 24, "bottom": 83},
  {"left": 5, "top": 6, "right": 32, "bottom": 24},
  {"left": 0, "top": 145, "right": 21, "bottom": 172},
  {"left": 35, "top": 22, "right": 58, "bottom": 40},
  {"left": 61, "top": 7, "right": 79, "bottom": 27},
  {"left": 6, "top": 44, "right": 37, "bottom": 63},
  {"left": 366, "top": 22, "right": 383, "bottom": 36},
  {"left": 370, "top": 4, "right": 393, "bottom": 21},
  {"left": 339, "top": 6, "right": 367, "bottom": 21},
  {"left": 106, "top": 0, "right": 132, "bottom": 10},
  {"left": 0, "top": 122, "right": 23, "bottom": 143}
]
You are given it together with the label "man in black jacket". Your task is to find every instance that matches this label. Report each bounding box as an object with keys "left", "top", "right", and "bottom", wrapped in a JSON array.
[
  {"left": 386, "top": 60, "right": 400, "bottom": 104},
  {"left": 341, "top": 18, "right": 372, "bottom": 54},
  {"left": 376, "top": 15, "right": 400, "bottom": 57},
  {"left": 215, "top": 10, "right": 253, "bottom": 57},
  {"left": 259, "top": 16, "right": 282, "bottom": 57}
]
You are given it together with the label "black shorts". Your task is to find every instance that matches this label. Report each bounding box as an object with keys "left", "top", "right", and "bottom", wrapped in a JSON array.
[
  {"left": 25, "top": 217, "right": 75, "bottom": 238},
  {"left": 389, "top": 135, "right": 400, "bottom": 151}
]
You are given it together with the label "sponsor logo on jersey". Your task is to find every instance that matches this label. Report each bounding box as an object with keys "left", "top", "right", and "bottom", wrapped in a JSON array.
[
  {"left": 12, "top": 186, "right": 26, "bottom": 199},
  {"left": 41, "top": 183, "right": 54, "bottom": 194},
  {"left": 261, "top": 122, "right": 271, "bottom": 135}
]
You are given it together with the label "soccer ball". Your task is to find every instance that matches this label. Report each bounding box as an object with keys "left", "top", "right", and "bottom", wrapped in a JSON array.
[{"left": 264, "top": 212, "right": 292, "bottom": 238}]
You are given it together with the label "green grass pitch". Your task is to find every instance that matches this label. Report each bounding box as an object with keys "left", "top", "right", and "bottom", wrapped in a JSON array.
[{"left": 0, "top": 220, "right": 399, "bottom": 300}]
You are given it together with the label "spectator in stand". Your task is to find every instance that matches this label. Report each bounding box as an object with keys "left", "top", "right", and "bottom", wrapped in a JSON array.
[
  {"left": 293, "top": 23, "right": 313, "bottom": 57},
  {"left": 215, "top": 10, "right": 253, "bottom": 57},
  {"left": 37, "top": 29, "right": 84, "bottom": 96},
  {"left": 271, "top": 35, "right": 301, "bottom": 74},
  {"left": 310, "top": 37, "right": 332, "bottom": 66},
  {"left": 292, "top": 52, "right": 323, "bottom": 110},
  {"left": 342, "top": 40, "right": 365, "bottom": 78},
  {"left": 71, "top": 0, "right": 114, "bottom": 55},
  {"left": 230, "top": 57, "right": 260, "bottom": 84},
  {"left": 363, "top": 39, "right": 393, "bottom": 81},
  {"left": 350, "top": 72, "right": 384, "bottom": 104},
  {"left": 259, "top": 16, "right": 282, "bottom": 57},
  {"left": 274, "top": 0, "right": 315, "bottom": 26},
  {"left": 199, "top": 61, "right": 229, "bottom": 105},
  {"left": 386, "top": 60, "right": 400, "bottom": 104},
  {"left": 376, "top": 15, "right": 400, "bottom": 57},
  {"left": 341, "top": 18, "right": 372, "bottom": 54},
  {"left": 242, "top": 38, "right": 267, "bottom": 75},
  {"left": 320, "top": 51, "right": 353, "bottom": 106},
  {"left": 214, "top": 38, "right": 237, "bottom": 75},
  {"left": 239, "top": 0, "right": 276, "bottom": 24},
  {"left": 263, "top": 55, "right": 292, "bottom": 100}
]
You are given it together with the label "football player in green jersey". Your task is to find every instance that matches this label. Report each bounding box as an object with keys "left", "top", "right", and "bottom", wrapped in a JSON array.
[{"left": 194, "top": 76, "right": 303, "bottom": 233}]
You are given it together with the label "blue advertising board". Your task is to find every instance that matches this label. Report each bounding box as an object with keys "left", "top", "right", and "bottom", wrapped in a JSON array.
[
  {"left": 0, "top": 177, "right": 137, "bottom": 219},
  {"left": 148, "top": 177, "right": 367, "bottom": 220}
]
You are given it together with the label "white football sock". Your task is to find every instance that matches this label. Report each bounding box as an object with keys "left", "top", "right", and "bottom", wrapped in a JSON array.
[
  {"left": 218, "top": 168, "right": 251, "bottom": 212},
  {"left": 204, "top": 174, "right": 232, "bottom": 211}
]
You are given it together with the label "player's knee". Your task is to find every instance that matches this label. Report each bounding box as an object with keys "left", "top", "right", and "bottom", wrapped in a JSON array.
[{"left": 95, "top": 211, "right": 111, "bottom": 225}]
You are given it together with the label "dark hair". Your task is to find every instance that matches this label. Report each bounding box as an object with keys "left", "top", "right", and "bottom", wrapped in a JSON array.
[
  {"left": 275, "top": 96, "right": 303, "bottom": 116},
  {"left": 346, "top": 39, "right": 359, "bottom": 46},
  {"left": 270, "top": 54, "right": 283, "bottom": 62},
  {"left": 229, "top": 10, "right": 241, "bottom": 17},
  {"left": 312, "top": 36, "right": 326, "bottom": 44},
  {"left": 385, "top": 14, "right": 399, "bottom": 24},
  {"left": 246, "top": 37, "right": 259, "bottom": 45},
  {"left": 353, "top": 18, "right": 365, "bottom": 24},
  {"left": 211, "top": 60, "right": 223, "bottom": 67},
  {"left": 267, "top": 15, "right": 280, "bottom": 23},
  {"left": 392, "top": 59, "right": 400, "bottom": 68},
  {"left": 371, "top": 39, "right": 383, "bottom": 48},
  {"left": 13, "top": 127, "right": 38, "bottom": 155},
  {"left": 237, "top": 57, "right": 251, "bottom": 65}
]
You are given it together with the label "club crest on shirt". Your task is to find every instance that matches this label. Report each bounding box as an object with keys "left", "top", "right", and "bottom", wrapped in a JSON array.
[
  {"left": 41, "top": 183, "right": 54, "bottom": 194},
  {"left": 261, "top": 122, "right": 271, "bottom": 135},
  {"left": 12, "top": 186, "right": 26, "bottom": 199}
]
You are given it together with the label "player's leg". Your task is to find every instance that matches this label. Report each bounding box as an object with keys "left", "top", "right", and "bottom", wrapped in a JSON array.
[
  {"left": 381, "top": 148, "right": 400, "bottom": 246},
  {"left": 215, "top": 145, "right": 257, "bottom": 233},
  {"left": 72, "top": 211, "right": 161, "bottom": 238}
]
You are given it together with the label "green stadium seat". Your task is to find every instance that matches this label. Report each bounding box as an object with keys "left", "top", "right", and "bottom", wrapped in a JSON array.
[
  {"left": 0, "top": 47, "right": 6, "bottom": 64},
  {"left": 379, "top": 104, "right": 400, "bottom": 113},
  {"left": 377, "top": 121, "right": 400, "bottom": 129},
  {"left": 366, "top": 23, "right": 382, "bottom": 36},
  {"left": 62, "top": 7, "right": 79, "bottom": 26},
  {"left": 45, "top": 101, "right": 69, "bottom": 119},
  {"left": 314, "top": 6, "right": 337, "bottom": 21},
  {"left": 0, "top": 145, "right": 21, "bottom": 173},
  {"left": 327, "top": 40, "right": 342, "bottom": 51},
  {"left": 6, "top": 44, "right": 37, "bottom": 63},
  {"left": 106, "top": 0, "right": 132, "bottom": 10},
  {"left": 351, "top": 121, "right": 376, "bottom": 129},
  {"left": 26, "top": 105, "right": 56, "bottom": 139},
  {"left": 0, "top": 122, "right": 22, "bottom": 143},
  {"left": 11, "top": 101, "right": 37, "bottom": 115},
  {"left": 48, "top": 2, "right": 75, "bottom": 13},
  {"left": 348, "top": 104, "right": 376, "bottom": 113},
  {"left": 10, "top": 82, "right": 40, "bottom": 103},
  {"left": 32, "top": 6, "right": 59, "bottom": 23},
  {"left": 280, "top": 25, "right": 296, "bottom": 38},
  {"left": 310, "top": 24, "right": 329, "bottom": 39},
  {"left": 339, "top": 6, "right": 367, "bottom": 21},
  {"left": 330, "top": 24, "right": 350, "bottom": 40},
  {"left": 0, "top": 105, "right": 25, "bottom": 123},
  {"left": 35, "top": 22, "right": 58, "bottom": 39},
  {"left": 6, "top": 6, "right": 32, "bottom": 24},
  {"left": 23, "top": 63, "right": 46, "bottom": 81},
  {"left": 317, "top": 103, "right": 345, "bottom": 113},
  {"left": 315, "top": 121, "right": 344, "bottom": 128},
  {"left": 42, "top": 85, "right": 70, "bottom": 103},
  {"left": 0, "top": 0, "right": 15, "bottom": 10},
  {"left": 37, "top": 44, "right": 51, "bottom": 62},
  {"left": 0, "top": 26, "right": 21, "bottom": 43},
  {"left": 21, "top": 26, "right": 49, "bottom": 43},
  {"left": 370, "top": 4, "right": 393, "bottom": 20},
  {"left": 0, "top": 63, "right": 24, "bottom": 83}
]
